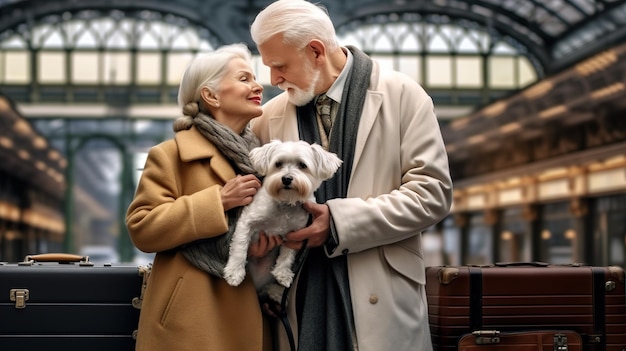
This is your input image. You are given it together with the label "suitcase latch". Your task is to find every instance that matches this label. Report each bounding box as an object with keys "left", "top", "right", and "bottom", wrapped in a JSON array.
[
  {"left": 9, "top": 288, "right": 29, "bottom": 309},
  {"left": 471, "top": 330, "right": 500, "bottom": 344},
  {"left": 132, "top": 264, "right": 152, "bottom": 310},
  {"left": 554, "top": 333, "right": 568, "bottom": 351}
]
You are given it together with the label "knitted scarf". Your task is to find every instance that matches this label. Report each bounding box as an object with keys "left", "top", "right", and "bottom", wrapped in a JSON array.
[{"left": 180, "top": 110, "right": 260, "bottom": 277}]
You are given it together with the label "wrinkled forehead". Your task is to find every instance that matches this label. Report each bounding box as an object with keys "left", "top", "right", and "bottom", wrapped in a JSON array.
[{"left": 258, "top": 34, "right": 303, "bottom": 65}]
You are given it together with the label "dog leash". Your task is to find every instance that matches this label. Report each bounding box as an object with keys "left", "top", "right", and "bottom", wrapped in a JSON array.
[{"left": 268, "top": 239, "right": 309, "bottom": 351}]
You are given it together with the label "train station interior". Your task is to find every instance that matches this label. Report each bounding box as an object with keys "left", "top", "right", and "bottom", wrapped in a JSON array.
[{"left": 1, "top": 0, "right": 625, "bottom": 267}]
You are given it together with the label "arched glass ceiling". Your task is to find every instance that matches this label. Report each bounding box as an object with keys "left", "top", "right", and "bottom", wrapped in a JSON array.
[
  {"left": 0, "top": 9, "right": 537, "bottom": 107},
  {"left": 338, "top": 15, "right": 529, "bottom": 58},
  {"left": 0, "top": 10, "right": 216, "bottom": 88},
  {"left": 331, "top": 0, "right": 626, "bottom": 74},
  {"left": 553, "top": 1, "right": 626, "bottom": 60},
  {"left": 23, "top": 11, "right": 215, "bottom": 51},
  {"left": 337, "top": 15, "right": 538, "bottom": 108},
  {"left": 0, "top": 10, "right": 217, "bottom": 50},
  {"left": 1, "top": 0, "right": 625, "bottom": 75},
  {"left": 482, "top": 0, "right": 626, "bottom": 58}
]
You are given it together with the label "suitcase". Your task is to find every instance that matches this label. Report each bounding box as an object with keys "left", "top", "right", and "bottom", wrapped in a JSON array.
[
  {"left": 0, "top": 253, "right": 150, "bottom": 350},
  {"left": 458, "top": 329, "right": 584, "bottom": 351},
  {"left": 425, "top": 263, "right": 626, "bottom": 351}
]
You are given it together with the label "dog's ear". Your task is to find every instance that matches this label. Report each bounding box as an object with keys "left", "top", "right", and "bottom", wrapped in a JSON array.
[
  {"left": 310, "top": 143, "right": 343, "bottom": 180},
  {"left": 249, "top": 140, "right": 281, "bottom": 175}
]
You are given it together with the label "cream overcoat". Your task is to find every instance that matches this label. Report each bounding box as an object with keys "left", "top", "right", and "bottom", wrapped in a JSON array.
[
  {"left": 251, "top": 61, "right": 453, "bottom": 350},
  {"left": 126, "top": 126, "right": 272, "bottom": 351}
]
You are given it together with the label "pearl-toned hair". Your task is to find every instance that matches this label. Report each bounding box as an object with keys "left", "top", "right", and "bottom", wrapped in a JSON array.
[
  {"left": 250, "top": 0, "right": 339, "bottom": 52},
  {"left": 173, "top": 43, "right": 252, "bottom": 132}
]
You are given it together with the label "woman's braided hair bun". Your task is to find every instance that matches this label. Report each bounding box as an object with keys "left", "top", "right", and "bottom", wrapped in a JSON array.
[
  {"left": 172, "top": 102, "right": 201, "bottom": 132},
  {"left": 183, "top": 102, "right": 200, "bottom": 117}
]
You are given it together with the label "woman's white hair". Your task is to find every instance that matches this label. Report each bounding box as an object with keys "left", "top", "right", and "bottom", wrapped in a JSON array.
[
  {"left": 173, "top": 43, "right": 252, "bottom": 131},
  {"left": 250, "top": 0, "right": 339, "bottom": 51},
  {"left": 177, "top": 43, "right": 252, "bottom": 107}
]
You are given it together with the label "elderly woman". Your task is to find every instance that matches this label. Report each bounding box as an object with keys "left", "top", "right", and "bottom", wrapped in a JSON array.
[{"left": 126, "top": 43, "right": 278, "bottom": 351}]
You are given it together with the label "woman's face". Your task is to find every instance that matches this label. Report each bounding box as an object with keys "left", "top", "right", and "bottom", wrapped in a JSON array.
[{"left": 211, "top": 57, "right": 263, "bottom": 131}]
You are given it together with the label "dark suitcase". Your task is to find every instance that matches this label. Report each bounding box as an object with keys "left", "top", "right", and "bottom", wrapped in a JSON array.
[
  {"left": 458, "top": 329, "right": 583, "bottom": 351},
  {"left": 0, "top": 253, "right": 150, "bottom": 350},
  {"left": 425, "top": 263, "right": 626, "bottom": 351}
]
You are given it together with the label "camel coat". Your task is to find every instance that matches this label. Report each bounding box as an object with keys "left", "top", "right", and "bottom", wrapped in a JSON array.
[
  {"left": 126, "top": 126, "right": 271, "bottom": 351},
  {"left": 251, "top": 58, "right": 453, "bottom": 350}
]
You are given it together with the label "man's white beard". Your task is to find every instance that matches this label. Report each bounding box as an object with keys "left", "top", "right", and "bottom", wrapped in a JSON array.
[{"left": 279, "top": 68, "right": 320, "bottom": 107}]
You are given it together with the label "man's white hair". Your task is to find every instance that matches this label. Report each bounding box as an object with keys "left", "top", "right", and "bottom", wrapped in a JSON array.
[{"left": 250, "top": 0, "right": 339, "bottom": 51}]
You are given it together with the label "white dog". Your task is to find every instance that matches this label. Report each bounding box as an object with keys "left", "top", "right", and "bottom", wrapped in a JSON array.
[{"left": 223, "top": 140, "right": 342, "bottom": 290}]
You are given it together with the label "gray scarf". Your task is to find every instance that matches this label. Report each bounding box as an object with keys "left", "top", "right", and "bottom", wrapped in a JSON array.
[
  {"left": 180, "top": 111, "right": 260, "bottom": 277},
  {"left": 294, "top": 46, "right": 372, "bottom": 351}
]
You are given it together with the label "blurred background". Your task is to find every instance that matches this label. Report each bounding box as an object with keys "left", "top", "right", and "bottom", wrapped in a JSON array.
[{"left": 0, "top": 0, "right": 625, "bottom": 267}]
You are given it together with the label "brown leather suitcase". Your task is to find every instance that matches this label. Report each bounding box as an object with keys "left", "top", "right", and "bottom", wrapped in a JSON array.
[
  {"left": 458, "top": 329, "right": 583, "bottom": 351},
  {"left": 425, "top": 263, "right": 626, "bottom": 351},
  {"left": 0, "top": 253, "right": 150, "bottom": 350}
]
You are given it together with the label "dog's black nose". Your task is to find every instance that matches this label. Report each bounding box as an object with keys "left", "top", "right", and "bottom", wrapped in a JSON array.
[{"left": 282, "top": 175, "right": 293, "bottom": 186}]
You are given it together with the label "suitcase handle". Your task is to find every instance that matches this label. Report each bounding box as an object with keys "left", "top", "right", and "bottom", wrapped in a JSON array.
[
  {"left": 495, "top": 261, "right": 549, "bottom": 267},
  {"left": 20, "top": 253, "right": 94, "bottom": 266}
]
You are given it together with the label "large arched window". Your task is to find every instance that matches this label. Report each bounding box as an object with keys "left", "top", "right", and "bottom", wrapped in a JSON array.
[
  {"left": 1, "top": 10, "right": 216, "bottom": 92},
  {"left": 337, "top": 15, "right": 538, "bottom": 91},
  {"left": 330, "top": 14, "right": 541, "bottom": 118},
  {"left": 1, "top": 9, "right": 540, "bottom": 111}
]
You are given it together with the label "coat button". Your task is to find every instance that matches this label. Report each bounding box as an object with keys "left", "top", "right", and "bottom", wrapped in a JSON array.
[
  {"left": 342, "top": 249, "right": 349, "bottom": 255},
  {"left": 369, "top": 294, "right": 378, "bottom": 304}
]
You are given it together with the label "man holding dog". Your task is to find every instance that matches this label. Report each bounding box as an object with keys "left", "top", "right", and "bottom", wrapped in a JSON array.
[{"left": 249, "top": 1, "right": 454, "bottom": 350}]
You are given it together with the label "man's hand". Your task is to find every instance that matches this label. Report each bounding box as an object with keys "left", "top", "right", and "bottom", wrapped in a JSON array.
[
  {"left": 283, "top": 201, "right": 330, "bottom": 249},
  {"left": 248, "top": 232, "right": 282, "bottom": 258}
]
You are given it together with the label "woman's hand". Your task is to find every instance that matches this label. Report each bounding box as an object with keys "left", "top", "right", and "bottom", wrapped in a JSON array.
[{"left": 220, "top": 174, "right": 261, "bottom": 211}]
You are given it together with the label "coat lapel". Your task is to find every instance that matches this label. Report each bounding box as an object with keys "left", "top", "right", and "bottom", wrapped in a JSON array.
[
  {"left": 268, "top": 105, "right": 300, "bottom": 141},
  {"left": 349, "top": 60, "right": 382, "bottom": 180},
  {"left": 176, "top": 126, "right": 235, "bottom": 183},
  {"left": 352, "top": 90, "right": 383, "bottom": 174}
]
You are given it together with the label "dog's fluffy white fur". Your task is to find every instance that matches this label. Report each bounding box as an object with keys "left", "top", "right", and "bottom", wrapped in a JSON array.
[{"left": 223, "top": 140, "right": 342, "bottom": 290}]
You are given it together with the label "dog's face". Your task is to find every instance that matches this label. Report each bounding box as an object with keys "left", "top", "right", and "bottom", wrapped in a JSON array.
[{"left": 249, "top": 140, "right": 342, "bottom": 205}]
